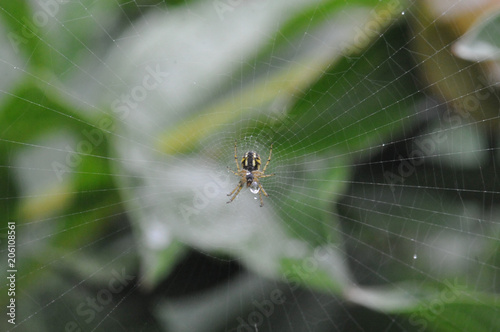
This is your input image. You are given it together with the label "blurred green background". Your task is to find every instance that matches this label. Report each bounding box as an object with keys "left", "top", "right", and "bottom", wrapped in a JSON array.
[{"left": 1, "top": 0, "right": 500, "bottom": 331}]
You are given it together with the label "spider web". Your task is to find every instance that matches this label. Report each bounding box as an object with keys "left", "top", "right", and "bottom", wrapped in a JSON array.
[{"left": 1, "top": 0, "right": 500, "bottom": 331}]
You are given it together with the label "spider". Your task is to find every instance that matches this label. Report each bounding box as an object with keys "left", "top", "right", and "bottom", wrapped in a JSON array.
[{"left": 227, "top": 140, "right": 275, "bottom": 207}]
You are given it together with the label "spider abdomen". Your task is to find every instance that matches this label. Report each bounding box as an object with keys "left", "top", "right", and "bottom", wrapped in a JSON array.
[{"left": 241, "top": 151, "right": 261, "bottom": 171}]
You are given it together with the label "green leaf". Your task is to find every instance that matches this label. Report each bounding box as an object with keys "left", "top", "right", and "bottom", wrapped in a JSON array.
[
  {"left": 402, "top": 283, "right": 500, "bottom": 332},
  {"left": 453, "top": 9, "right": 500, "bottom": 61},
  {"left": 281, "top": 24, "right": 421, "bottom": 157},
  {"left": 0, "top": 79, "right": 122, "bottom": 250},
  {"left": 101, "top": 0, "right": 414, "bottom": 291},
  {"left": 347, "top": 280, "right": 500, "bottom": 332},
  {"left": 0, "top": 0, "right": 42, "bottom": 65},
  {"left": 157, "top": 0, "right": 409, "bottom": 155}
]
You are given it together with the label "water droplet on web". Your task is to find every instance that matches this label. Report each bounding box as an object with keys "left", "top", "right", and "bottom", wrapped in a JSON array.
[
  {"left": 413, "top": 254, "right": 417, "bottom": 259},
  {"left": 249, "top": 181, "right": 260, "bottom": 194},
  {"left": 254, "top": 196, "right": 257, "bottom": 200}
]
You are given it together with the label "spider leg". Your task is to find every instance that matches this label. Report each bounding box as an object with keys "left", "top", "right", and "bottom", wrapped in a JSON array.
[
  {"left": 256, "top": 173, "right": 275, "bottom": 179},
  {"left": 227, "top": 182, "right": 244, "bottom": 203},
  {"left": 258, "top": 190, "right": 264, "bottom": 207},
  {"left": 234, "top": 140, "right": 240, "bottom": 172},
  {"left": 227, "top": 181, "right": 243, "bottom": 197},
  {"left": 258, "top": 181, "right": 269, "bottom": 198},
  {"left": 227, "top": 166, "right": 239, "bottom": 176},
  {"left": 261, "top": 143, "right": 273, "bottom": 173}
]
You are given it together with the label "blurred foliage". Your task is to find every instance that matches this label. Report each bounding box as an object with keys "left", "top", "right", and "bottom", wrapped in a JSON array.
[{"left": 1, "top": 0, "right": 500, "bottom": 331}]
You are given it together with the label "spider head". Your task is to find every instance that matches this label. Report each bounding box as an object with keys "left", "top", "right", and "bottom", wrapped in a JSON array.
[{"left": 245, "top": 172, "right": 254, "bottom": 187}]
